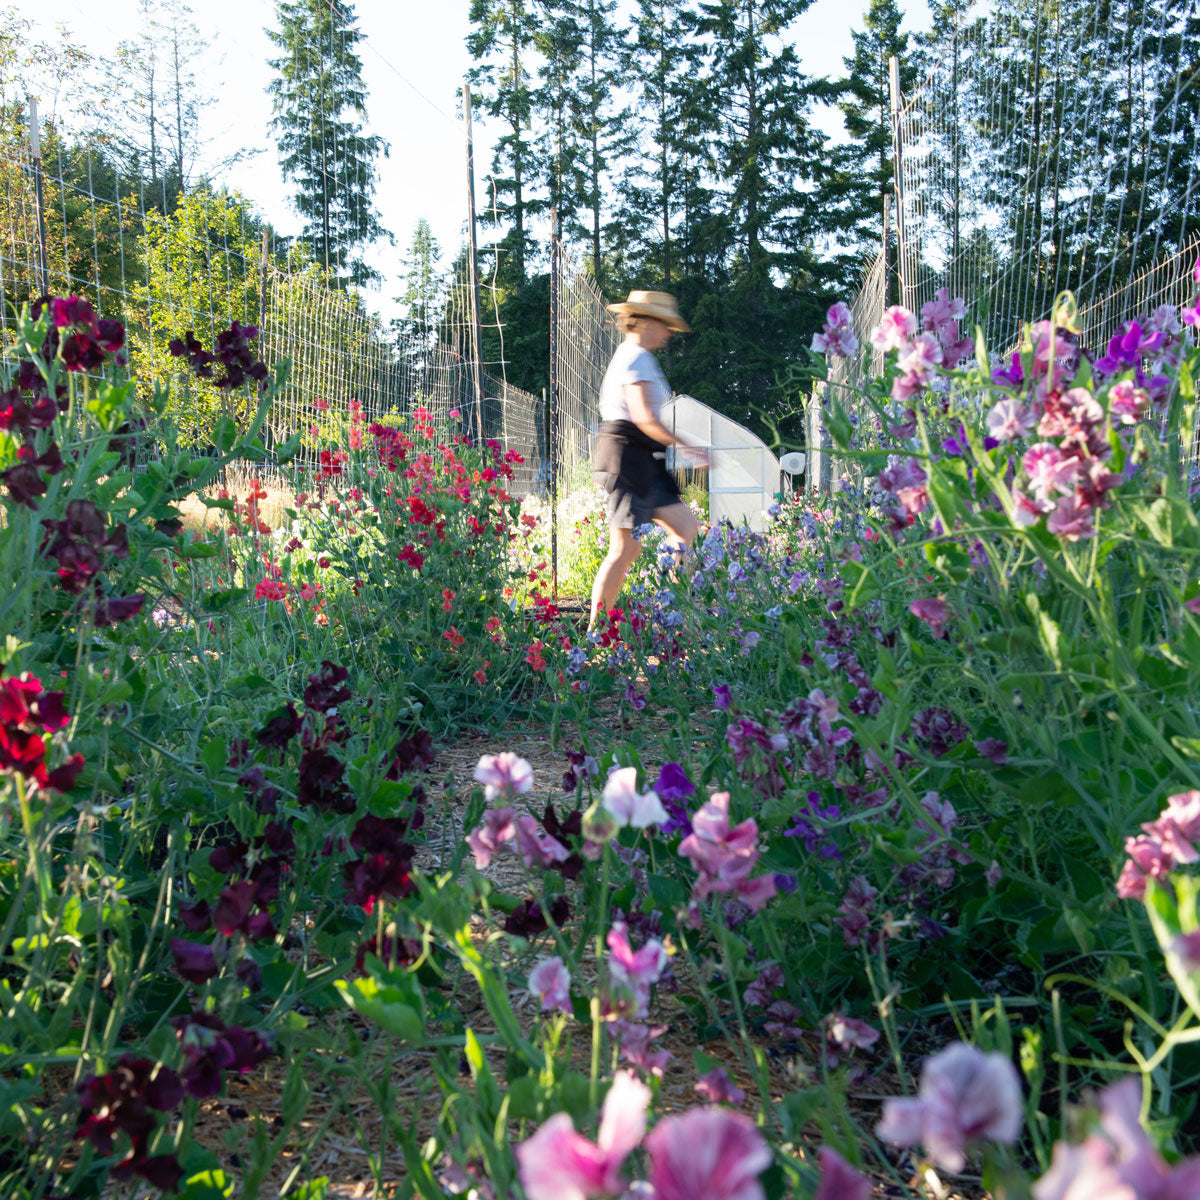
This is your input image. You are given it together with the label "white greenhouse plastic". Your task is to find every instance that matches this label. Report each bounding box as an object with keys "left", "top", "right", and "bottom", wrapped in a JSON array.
[{"left": 661, "top": 395, "right": 781, "bottom": 531}]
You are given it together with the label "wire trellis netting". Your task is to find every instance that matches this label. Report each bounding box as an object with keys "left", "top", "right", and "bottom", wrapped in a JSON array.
[{"left": 816, "top": 0, "right": 1200, "bottom": 485}]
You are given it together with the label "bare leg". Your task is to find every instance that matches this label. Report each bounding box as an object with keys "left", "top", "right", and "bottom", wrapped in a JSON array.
[{"left": 589, "top": 526, "right": 643, "bottom": 628}]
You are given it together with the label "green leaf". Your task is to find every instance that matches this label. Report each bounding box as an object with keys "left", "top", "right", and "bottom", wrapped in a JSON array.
[
  {"left": 200, "top": 496, "right": 236, "bottom": 511},
  {"left": 274, "top": 431, "right": 305, "bottom": 465},
  {"left": 178, "top": 541, "right": 220, "bottom": 559},
  {"left": 335, "top": 958, "right": 425, "bottom": 1041},
  {"left": 176, "top": 1170, "right": 234, "bottom": 1200},
  {"left": 85, "top": 380, "right": 135, "bottom": 433},
  {"left": 200, "top": 738, "right": 227, "bottom": 776},
  {"left": 202, "top": 588, "right": 247, "bottom": 612},
  {"left": 213, "top": 416, "right": 239, "bottom": 453},
  {"left": 288, "top": 1181, "right": 330, "bottom": 1200}
]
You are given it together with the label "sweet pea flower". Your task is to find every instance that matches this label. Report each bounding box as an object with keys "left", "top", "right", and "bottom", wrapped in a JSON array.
[
  {"left": 1023, "top": 443, "right": 1079, "bottom": 501},
  {"left": 607, "top": 921, "right": 668, "bottom": 1017},
  {"left": 986, "top": 396, "right": 1037, "bottom": 442},
  {"left": 910, "top": 596, "right": 949, "bottom": 638},
  {"left": 644, "top": 1107, "right": 772, "bottom": 1200},
  {"left": 529, "top": 956, "right": 572, "bottom": 1013},
  {"left": 465, "top": 807, "right": 516, "bottom": 868},
  {"left": 678, "top": 793, "right": 776, "bottom": 912},
  {"left": 811, "top": 302, "right": 859, "bottom": 357},
  {"left": 1032, "top": 1077, "right": 1200, "bottom": 1200},
  {"left": 814, "top": 1147, "right": 871, "bottom": 1200},
  {"left": 602, "top": 767, "right": 669, "bottom": 829},
  {"left": 876, "top": 1041, "right": 1023, "bottom": 1172},
  {"left": 515, "top": 1070, "right": 650, "bottom": 1200},
  {"left": 474, "top": 752, "right": 534, "bottom": 801},
  {"left": 1109, "top": 379, "right": 1150, "bottom": 425},
  {"left": 514, "top": 814, "right": 571, "bottom": 868},
  {"left": 694, "top": 1067, "right": 746, "bottom": 1106},
  {"left": 1046, "top": 493, "right": 1096, "bottom": 541},
  {"left": 870, "top": 305, "right": 919, "bottom": 353}
]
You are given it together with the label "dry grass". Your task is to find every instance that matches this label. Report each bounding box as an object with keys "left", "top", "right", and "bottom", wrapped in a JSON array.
[{"left": 177, "top": 465, "right": 298, "bottom": 535}]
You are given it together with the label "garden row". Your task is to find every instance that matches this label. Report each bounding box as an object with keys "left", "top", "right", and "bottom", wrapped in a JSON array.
[{"left": 1, "top": 276, "right": 1200, "bottom": 1199}]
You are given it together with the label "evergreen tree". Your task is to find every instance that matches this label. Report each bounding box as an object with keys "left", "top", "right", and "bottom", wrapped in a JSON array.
[
  {"left": 267, "top": 0, "right": 389, "bottom": 288},
  {"left": 836, "top": 0, "right": 916, "bottom": 252},
  {"left": 468, "top": 0, "right": 539, "bottom": 286},
  {"left": 393, "top": 219, "right": 444, "bottom": 368}
]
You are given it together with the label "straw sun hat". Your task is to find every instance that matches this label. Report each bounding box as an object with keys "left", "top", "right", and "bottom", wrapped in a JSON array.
[{"left": 606, "top": 290, "right": 691, "bottom": 333}]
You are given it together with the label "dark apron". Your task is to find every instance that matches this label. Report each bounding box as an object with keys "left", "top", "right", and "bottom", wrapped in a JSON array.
[{"left": 592, "top": 419, "right": 671, "bottom": 498}]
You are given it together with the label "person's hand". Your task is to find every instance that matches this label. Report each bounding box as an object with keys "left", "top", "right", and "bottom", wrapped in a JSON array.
[{"left": 677, "top": 443, "right": 710, "bottom": 469}]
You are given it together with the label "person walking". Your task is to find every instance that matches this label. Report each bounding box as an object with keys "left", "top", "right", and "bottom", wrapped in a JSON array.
[{"left": 588, "top": 290, "right": 709, "bottom": 629}]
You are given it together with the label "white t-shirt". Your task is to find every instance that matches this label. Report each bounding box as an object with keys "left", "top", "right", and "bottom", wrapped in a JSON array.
[{"left": 598, "top": 341, "right": 671, "bottom": 422}]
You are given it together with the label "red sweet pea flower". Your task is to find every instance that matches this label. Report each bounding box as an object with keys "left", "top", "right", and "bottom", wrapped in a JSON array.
[
  {"left": 444, "top": 626, "right": 465, "bottom": 649},
  {"left": 525, "top": 641, "right": 547, "bottom": 671}
]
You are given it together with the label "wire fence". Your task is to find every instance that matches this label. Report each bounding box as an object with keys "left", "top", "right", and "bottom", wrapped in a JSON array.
[
  {"left": 0, "top": 96, "right": 546, "bottom": 494},
  {"left": 817, "top": 0, "right": 1200, "bottom": 486}
]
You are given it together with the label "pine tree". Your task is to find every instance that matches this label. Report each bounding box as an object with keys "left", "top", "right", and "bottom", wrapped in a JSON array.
[
  {"left": 468, "top": 0, "right": 539, "bottom": 286},
  {"left": 613, "top": 0, "right": 709, "bottom": 292},
  {"left": 267, "top": 0, "right": 389, "bottom": 288},
  {"left": 836, "top": 0, "right": 916, "bottom": 252},
  {"left": 393, "top": 219, "right": 444, "bottom": 368}
]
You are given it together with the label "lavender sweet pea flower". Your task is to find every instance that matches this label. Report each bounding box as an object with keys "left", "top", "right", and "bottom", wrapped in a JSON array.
[
  {"left": 602, "top": 767, "right": 668, "bottom": 830},
  {"left": 713, "top": 683, "right": 732, "bottom": 710},
  {"left": 876, "top": 1042, "right": 1023, "bottom": 1173},
  {"left": 473, "top": 752, "right": 534, "bottom": 801},
  {"left": 529, "top": 956, "right": 572, "bottom": 1014},
  {"left": 694, "top": 1067, "right": 746, "bottom": 1106},
  {"left": 465, "top": 808, "right": 517, "bottom": 868}
]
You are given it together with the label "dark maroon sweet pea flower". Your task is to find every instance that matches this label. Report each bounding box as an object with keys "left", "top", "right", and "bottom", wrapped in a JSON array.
[
  {"left": 45, "top": 753, "right": 85, "bottom": 792},
  {"left": 94, "top": 593, "right": 145, "bottom": 627},
  {"left": 257, "top": 702, "right": 302, "bottom": 750},
  {"left": 297, "top": 746, "right": 353, "bottom": 812},
  {"left": 303, "top": 660, "right": 351, "bottom": 714},
  {"left": 2, "top": 461, "right": 47, "bottom": 507},
  {"left": 179, "top": 899, "right": 212, "bottom": 933},
  {"left": 170, "top": 937, "right": 220, "bottom": 984},
  {"left": 96, "top": 317, "right": 125, "bottom": 352},
  {"left": 355, "top": 931, "right": 422, "bottom": 974},
  {"left": 172, "top": 1011, "right": 275, "bottom": 1099},
  {"left": 213, "top": 880, "right": 275, "bottom": 939},
  {"left": 60, "top": 333, "right": 104, "bottom": 373},
  {"left": 385, "top": 727, "right": 436, "bottom": 776},
  {"left": 236, "top": 956, "right": 263, "bottom": 992},
  {"left": 75, "top": 1055, "right": 184, "bottom": 1192},
  {"left": 51, "top": 297, "right": 98, "bottom": 331},
  {"left": 504, "top": 895, "right": 570, "bottom": 938}
]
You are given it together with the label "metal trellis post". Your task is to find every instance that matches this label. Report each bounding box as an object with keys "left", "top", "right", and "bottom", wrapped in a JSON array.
[
  {"left": 27, "top": 97, "right": 50, "bottom": 299},
  {"left": 549, "top": 211, "right": 560, "bottom": 600},
  {"left": 888, "top": 57, "right": 910, "bottom": 313},
  {"left": 462, "top": 83, "right": 486, "bottom": 442}
]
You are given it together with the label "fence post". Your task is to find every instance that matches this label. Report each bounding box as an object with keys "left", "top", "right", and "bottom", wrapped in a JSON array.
[
  {"left": 462, "top": 83, "right": 486, "bottom": 442},
  {"left": 548, "top": 211, "right": 560, "bottom": 600},
  {"left": 888, "top": 56, "right": 910, "bottom": 312},
  {"left": 27, "top": 97, "right": 50, "bottom": 300}
]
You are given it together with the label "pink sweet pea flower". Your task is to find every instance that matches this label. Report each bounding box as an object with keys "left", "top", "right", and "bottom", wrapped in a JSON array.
[
  {"left": 1108, "top": 380, "right": 1150, "bottom": 425},
  {"left": 516, "top": 1070, "right": 650, "bottom": 1200},
  {"left": 515, "top": 814, "right": 570, "bottom": 868},
  {"left": 870, "top": 305, "right": 918, "bottom": 353},
  {"left": 529, "top": 956, "right": 572, "bottom": 1013},
  {"left": 465, "top": 807, "right": 516, "bottom": 868},
  {"left": 897, "top": 332, "right": 944, "bottom": 383},
  {"left": 678, "top": 793, "right": 777, "bottom": 912},
  {"left": 607, "top": 921, "right": 668, "bottom": 1017},
  {"left": 602, "top": 767, "right": 669, "bottom": 829},
  {"left": 644, "top": 1107, "right": 772, "bottom": 1200},
  {"left": 910, "top": 596, "right": 949, "bottom": 638},
  {"left": 1023, "top": 443, "right": 1078, "bottom": 500},
  {"left": 473, "top": 752, "right": 534, "bottom": 801},
  {"left": 812, "top": 302, "right": 859, "bottom": 357},
  {"left": 1046, "top": 493, "right": 1096, "bottom": 542},
  {"left": 814, "top": 1147, "right": 871, "bottom": 1200},
  {"left": 876, "top": 1041, "right": 1023, "bottom": 1173},
  {"left": 1012, "top": 488, "right": 1051, "bottom": 527}
]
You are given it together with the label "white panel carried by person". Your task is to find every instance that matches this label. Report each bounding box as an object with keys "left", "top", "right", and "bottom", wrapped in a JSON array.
[{"left": 661, "top": 395, "right": 782, "bottom": 532}]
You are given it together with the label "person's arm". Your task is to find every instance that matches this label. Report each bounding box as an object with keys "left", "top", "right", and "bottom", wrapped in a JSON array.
[{"left": 625, "top": 384, "right": 710, "bottom": 466}]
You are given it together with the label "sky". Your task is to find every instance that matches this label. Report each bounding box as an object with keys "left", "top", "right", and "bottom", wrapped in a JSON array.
[{"left": 17, "top": 0, "right": 932, "bottom": 319}]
